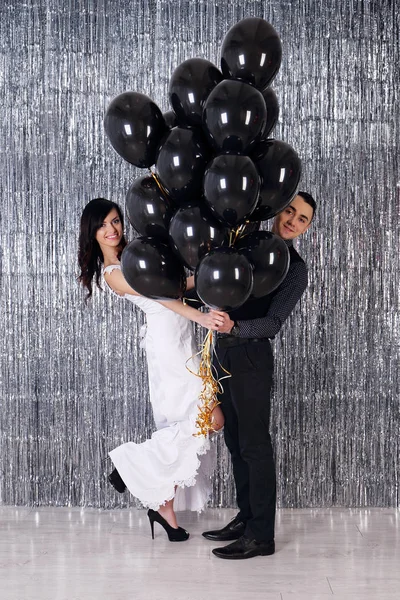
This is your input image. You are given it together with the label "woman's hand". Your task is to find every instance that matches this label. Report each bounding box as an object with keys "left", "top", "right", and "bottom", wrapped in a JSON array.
[
  {"left": 197, "top": 310, "right": 226, "bottom": 330},
  {"left": 209, "top": 310, "right": 234, "bottom": 333}
]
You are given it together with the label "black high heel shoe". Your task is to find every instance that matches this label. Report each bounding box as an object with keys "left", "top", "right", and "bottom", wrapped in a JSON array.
[
  {"left": 147, "top": 509, "right": 189, "bottom": 542},
  {"left": 108, "top": 468, "right": 126, "bottom": 493}
]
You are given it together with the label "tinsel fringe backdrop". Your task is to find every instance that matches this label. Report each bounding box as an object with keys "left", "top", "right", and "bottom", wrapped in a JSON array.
[{"left": 0, "top": 0, "right": 399, "bottom": 508}]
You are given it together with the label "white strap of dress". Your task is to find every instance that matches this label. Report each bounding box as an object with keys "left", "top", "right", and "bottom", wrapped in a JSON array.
[{"left": 103, "top": 264, "right": 121, "bottom": 274}]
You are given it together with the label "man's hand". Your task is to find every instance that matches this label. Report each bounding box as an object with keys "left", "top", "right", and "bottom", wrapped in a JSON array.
[{"left": 209, "top": 310, "right": 235, "bottom": 333}]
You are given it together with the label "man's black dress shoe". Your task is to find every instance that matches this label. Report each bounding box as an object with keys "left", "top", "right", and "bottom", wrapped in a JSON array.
[
  {"left": 212, "top": 535, "right": 275, "bottom": 560},
  {"left": 202, "top": 515, "right": 246, "bottom": 541}
]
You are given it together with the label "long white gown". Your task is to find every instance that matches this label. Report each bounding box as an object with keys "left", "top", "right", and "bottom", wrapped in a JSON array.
[{"left": 105, "top": 265, "right": 215, "bottom": 511}]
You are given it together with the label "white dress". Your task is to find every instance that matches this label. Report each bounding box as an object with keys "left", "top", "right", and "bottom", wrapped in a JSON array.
[{"left": 105, "top": 265, "right": 215, "bottom": 511}]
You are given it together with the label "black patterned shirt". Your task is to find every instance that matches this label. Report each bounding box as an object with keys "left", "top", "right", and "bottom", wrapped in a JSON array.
[{"left": 232, "top": 241, "right": 308, "bottom": 339}]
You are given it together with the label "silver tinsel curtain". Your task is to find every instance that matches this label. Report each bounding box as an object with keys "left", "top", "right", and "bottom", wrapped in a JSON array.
[{"left": 0, "top": 0, "right": 399, "bottom": 508}]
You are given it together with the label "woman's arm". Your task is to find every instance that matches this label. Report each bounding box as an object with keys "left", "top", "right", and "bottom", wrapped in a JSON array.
[
  {"left": 158, "top": 299, "right": 225, "bottom": 330},
  {"left": 105, "top": 266, "right": 224, "bottom": 330},
  {"left": 103, "top": 267, "right": 140, "bottom": 296},
  {"left": 186, "top": 275, "right": 195, "bottom": 290}
]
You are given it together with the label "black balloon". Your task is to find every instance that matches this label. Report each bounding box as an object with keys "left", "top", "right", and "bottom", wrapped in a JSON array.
[
  {"left": 155, "top": 127, "right": 210, "bottom": 204},
  {"left": 250, "top": 140, "right": 302, "bottom": 221},
  {"left": 121, "top": 237, "right": 186, "bottom": 300},
  {"left": 220, "top": 17, "right": 282, "bottom": 90},
  {"left": 169, "top": 201, "right": 228, "bottom": 270},
  {"left": 195, "top": 248, "right": 253, "bottom": 311},
  {"left": 203, "top": 154, "right": 260, "bottom": 226},
  {"left": 260, "top": 88, "right": 279, "bottom": 141},
  {"left": 236, "top": 231, "right": 289, "bottom": 297},
  {"left": 104, "top": 92, "right": 167, "bottom": 168},
  {"left": 202, "top": 79, "right": 266, "bottom": 154},
  {"left": 163, "top": 110, "right": 178, "bottom": 129},
  {"left": 169, "top": 58, "right": 223, "bottom": 128},
  {"left": 126, "top": 175, "right": 175, "bottom": 240}
]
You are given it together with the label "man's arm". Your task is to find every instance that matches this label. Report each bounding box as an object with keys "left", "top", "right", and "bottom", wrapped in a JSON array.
[{"left": 212, "top": 261, "right": 308, "bottom": 338}]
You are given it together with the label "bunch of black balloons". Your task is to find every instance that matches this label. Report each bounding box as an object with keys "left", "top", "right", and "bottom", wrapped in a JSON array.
[{"left": 104, "top": 17, "right": 301, "bottom": 311}]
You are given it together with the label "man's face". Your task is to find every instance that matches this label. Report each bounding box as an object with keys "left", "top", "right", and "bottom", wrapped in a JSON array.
[{"left": 272, "top": 195, "right": 313, "bottom": 240}]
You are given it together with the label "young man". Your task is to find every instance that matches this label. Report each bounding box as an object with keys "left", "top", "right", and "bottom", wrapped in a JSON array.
[{"left": 203, "top": 192, "right": 316, "bottom": 559}]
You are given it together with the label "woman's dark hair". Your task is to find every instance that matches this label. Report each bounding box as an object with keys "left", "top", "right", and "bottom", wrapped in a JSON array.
[
  {"left": 78, "top": 198, "right": 127, "bottom": 300},
  {"left": 297, "top": 191, "right": 316, "bottom": 220}
]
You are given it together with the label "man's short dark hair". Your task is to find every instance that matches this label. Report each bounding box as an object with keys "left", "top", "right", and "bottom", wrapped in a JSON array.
[{"left": 297, "top": 191, "right": 316, "bottom": 219}]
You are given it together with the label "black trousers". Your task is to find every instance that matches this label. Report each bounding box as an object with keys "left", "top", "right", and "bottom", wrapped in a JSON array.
[{"left": 215, "top": 339, "right": 276, "bottom": 542}]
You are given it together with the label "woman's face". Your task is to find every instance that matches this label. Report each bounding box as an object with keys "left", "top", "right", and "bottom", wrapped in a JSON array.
[{"left": 95, "top": 208, "right": 123, "bottom": 249}]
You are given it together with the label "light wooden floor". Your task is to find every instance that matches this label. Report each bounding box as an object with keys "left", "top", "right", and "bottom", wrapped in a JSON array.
[{"left": 0, "top": 506, "right": 399, "bottom": 599}]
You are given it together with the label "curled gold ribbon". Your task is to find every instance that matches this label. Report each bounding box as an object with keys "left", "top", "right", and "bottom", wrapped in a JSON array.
[{"left": 186, "top": 330, "right": 231, "bottom": 437}]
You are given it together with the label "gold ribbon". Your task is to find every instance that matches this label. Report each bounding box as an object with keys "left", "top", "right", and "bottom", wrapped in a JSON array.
[
  {"left": 150, "top": 169, "right": 170, "bottom": 198},
  {"left": 186, "top": 330, "right": 231, "bottom": 437},
  {"left": 182, "top": 297, "right": 202, "bottom": 306},
  {"left": 229, "top": 220, "right": 250, "bottom": 246}
]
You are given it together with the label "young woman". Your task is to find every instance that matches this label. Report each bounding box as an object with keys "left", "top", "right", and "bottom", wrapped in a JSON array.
[{"left": 78, "top": 198, "right": 224, "bottom": 542}]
